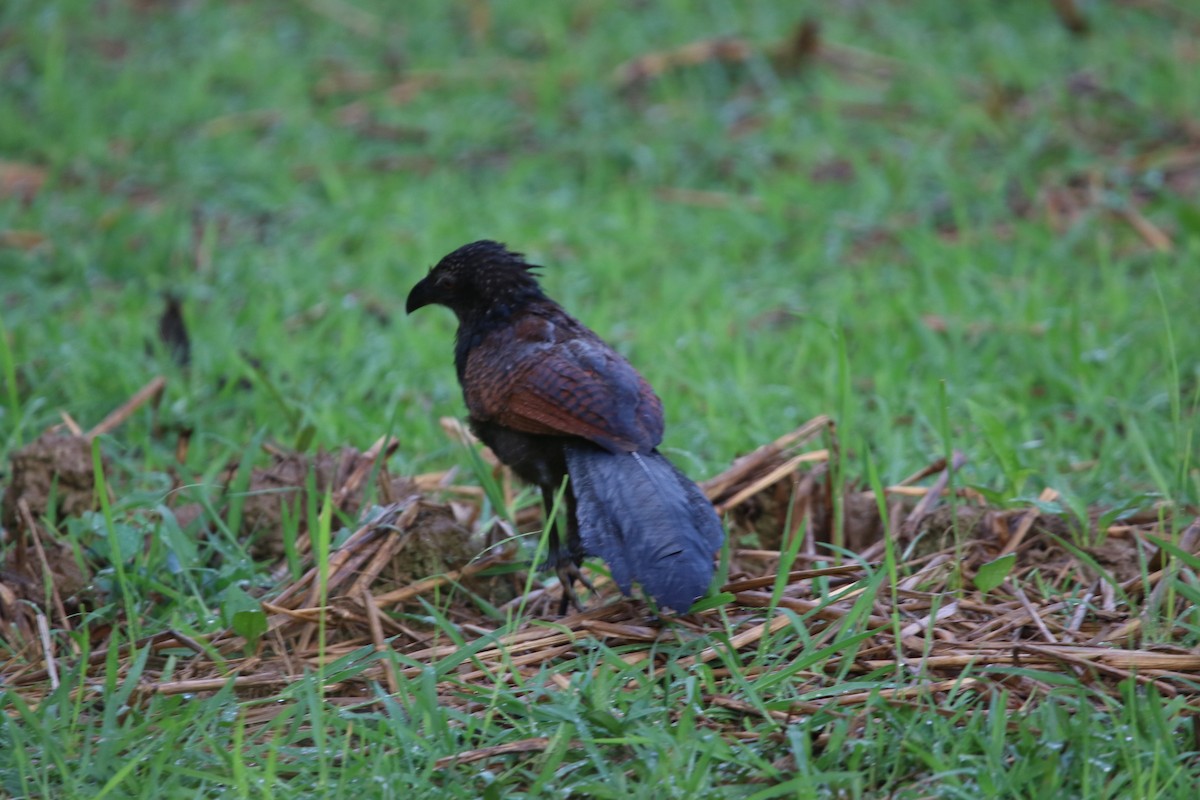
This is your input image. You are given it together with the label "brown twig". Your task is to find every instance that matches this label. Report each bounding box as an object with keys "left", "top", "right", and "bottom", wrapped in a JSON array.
[
  {"left": 17, "top": 498, "right": 72, "bottom": 636},
  {"left": 86, "top": 376, "right": 167, "bottom": 440}
]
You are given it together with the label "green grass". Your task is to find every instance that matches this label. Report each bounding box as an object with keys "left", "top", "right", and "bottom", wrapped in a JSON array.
[
  {"left": 5, "top": 633, "right": 1196, "bottom": 799},
  {"left": 2, "top": 0, "right": 1199, "bottom": 797}
]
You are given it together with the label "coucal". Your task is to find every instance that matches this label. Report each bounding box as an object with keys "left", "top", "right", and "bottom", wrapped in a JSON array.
[{"left": 407, "top": 240, "right": 724, "bottom": 614}]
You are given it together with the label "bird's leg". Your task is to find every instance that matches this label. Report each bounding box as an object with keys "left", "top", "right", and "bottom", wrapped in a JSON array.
[{"left": 540, "top": 483, "right": 592, "bottom": 615}]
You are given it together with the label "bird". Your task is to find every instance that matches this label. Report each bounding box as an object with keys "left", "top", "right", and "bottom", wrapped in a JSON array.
[{"left": 406, "top": 240, "right": 724, "bottom": 614}]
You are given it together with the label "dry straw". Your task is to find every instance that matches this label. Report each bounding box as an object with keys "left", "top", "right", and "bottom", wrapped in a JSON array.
[{"left": 3, "top": 398, "right": 1199, "bottom": 752}]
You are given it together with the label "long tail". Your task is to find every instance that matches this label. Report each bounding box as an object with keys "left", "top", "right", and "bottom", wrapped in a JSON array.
[{"left": 564, "top": 443, "right": 724, "bottom": 612}]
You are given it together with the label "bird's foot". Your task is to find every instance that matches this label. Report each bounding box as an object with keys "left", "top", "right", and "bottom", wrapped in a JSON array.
[{"left": 555, "top": 561, "right": 596, "bottom": 616}]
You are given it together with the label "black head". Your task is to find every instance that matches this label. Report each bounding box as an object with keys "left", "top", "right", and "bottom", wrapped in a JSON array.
[{"left": 406, "top": 240, "right": 545, "bottom": 321}]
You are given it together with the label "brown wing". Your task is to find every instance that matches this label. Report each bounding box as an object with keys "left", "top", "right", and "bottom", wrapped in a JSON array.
[{"left": 464, "top": 315, "right": 664, "bottom": 453}]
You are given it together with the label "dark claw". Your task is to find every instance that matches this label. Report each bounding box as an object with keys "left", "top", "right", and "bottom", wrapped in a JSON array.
[{"left": 555, "top": 561, "right": 595, "bottom": 615}]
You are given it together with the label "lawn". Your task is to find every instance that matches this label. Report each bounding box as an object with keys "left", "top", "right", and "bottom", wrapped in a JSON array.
[{"left": 2, "top": 1, "right": 1199, "bottom": 797}]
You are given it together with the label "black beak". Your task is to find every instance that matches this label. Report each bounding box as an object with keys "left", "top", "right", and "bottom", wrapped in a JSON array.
[{"left": 406, "top": 275, "right": 435, "bottom": 314}]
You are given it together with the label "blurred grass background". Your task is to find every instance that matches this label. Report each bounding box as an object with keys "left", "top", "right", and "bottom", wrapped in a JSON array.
[{"left": 3, "top": 0, "right": 1197, "bottom": 506}]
